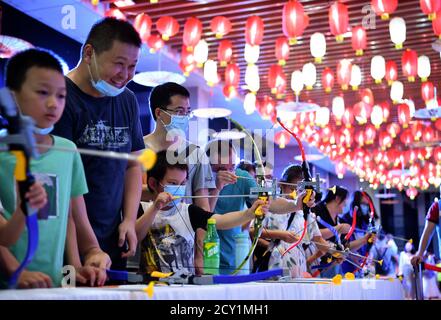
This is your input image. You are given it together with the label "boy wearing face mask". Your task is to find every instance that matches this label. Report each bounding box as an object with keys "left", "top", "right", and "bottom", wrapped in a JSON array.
[
  {"left": 136, "top": 151, "right": 269, "bottom": 274},
  {"left": 53, "top": 18, "right": 145, "bottom": 270}
]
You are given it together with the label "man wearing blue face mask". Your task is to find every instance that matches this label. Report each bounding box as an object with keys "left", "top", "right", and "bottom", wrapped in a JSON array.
[
  {"left": 53, "top": 18, "right": 145, "bottom": 270},
  {"left": 136, "top": 151, "right": 269, "bottom": 275},
  {"left": 143, "top": 82, "right": 216, "bottom": 275}
]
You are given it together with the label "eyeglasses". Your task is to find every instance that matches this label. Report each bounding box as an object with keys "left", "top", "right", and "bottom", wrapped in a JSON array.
[{"left": 162, "top": 108, "right": 193, "bottom": 117}]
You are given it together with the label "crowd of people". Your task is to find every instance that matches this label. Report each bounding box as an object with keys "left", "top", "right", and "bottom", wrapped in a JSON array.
[{"left": 0, "top": 17, "right": 440, "bottom": 299}]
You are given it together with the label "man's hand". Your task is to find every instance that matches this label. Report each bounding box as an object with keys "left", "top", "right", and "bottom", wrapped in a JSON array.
[
  {"left": 25, "top": 182, "right": 47, "bottom": 210},
  {"left": 411, "top": 254, "right": 423, "bottom": 267},
  {"left": 84, "top": 249, "right": 112, "bottom": 270},
  {"left": 76, "top": 266, "right": 107, "bottom": 287},
  {"left": 18, "top": 270, "right": 52, "bottom": 289},
  {"left": 336, "top": 223, "right": 351, "bottom": 234},
  {"left": 118, "top": 220, "right": 137, "bottom": 258},
  {"left": 154, "top": 192, "right": 174, "bottom": 210},
  {"left": 294, "top": 190, "right": 316, "bottom": 211},
  {"left": 247, "top": 199, "right": 270, "bottom": 217},
  {"left": 278, "top": 231, "right": 299, "bottom": 244},
  {"left": 215, "top": 171, "right": 237, "bottom": 190}
]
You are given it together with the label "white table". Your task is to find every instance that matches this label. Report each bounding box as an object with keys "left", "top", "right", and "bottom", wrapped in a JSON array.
[{"left": 0, "top": 279, "right": 404, "bottom": 300}]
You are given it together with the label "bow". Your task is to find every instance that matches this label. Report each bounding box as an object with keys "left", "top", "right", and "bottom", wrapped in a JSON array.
[
  {"left": 0, "top": 88, "right": 40, "bottom": 288},
  {"left": 277, "top": 118, "right": 320, "bottom": 257},
  {"left": 344, "top": 206, "right": 358, "bottom": 244}
]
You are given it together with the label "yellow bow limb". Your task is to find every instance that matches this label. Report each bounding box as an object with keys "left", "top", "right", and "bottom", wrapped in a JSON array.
[
  {"left": 255, "top": 196, "right": 268, "bottom": 217},
  {"left": 150, "top": 271, "right": 174, "bottom": 279}
]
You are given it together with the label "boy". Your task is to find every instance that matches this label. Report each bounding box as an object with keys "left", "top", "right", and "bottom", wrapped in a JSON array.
[
  {"left": 0, "top": 48, "right": 109, "bottom": 288},
  {"left": 136, "top": 151, "right": 269, "bottom": 274}
]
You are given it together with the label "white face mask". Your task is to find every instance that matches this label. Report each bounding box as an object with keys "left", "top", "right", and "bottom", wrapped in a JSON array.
[
  {"left": 88, "top": 52, "right": 126, "bottom": 97},
  {"left": 159, "top": 110, "right": 190, "bottom": 136}
]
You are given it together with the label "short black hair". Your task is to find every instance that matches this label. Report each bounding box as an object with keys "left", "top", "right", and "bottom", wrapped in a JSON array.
[
  {"left": 149, "top": 82, "right": 190, "bottom": 120},
  {"left": 280, "top": 164, "right": 303, "bottom": 183},
  {"left": 349, "top": 190, "right": 378, "bottom": 219},
  {"left": 146, "top": 150, "right": 188, "bottom": 192},
  {"left": 83, "top": 17, "right": 141, "bottom": 56},
  {"left": 205, "top": 139, "right": 235, "bottom": 160},
  {"left": 237, "top": 160, "right": 256, "bottom": 173},
  {"left": 5, "top": 48, "right": 64, "bottom": 91},
  {"left": 323, "top": 185, "right": 348, "bottom": 204}
]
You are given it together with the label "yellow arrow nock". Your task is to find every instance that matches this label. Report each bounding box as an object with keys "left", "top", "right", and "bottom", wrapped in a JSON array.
[
  {"left": 332, "top": 274, "right": 342, "bottom": 285},
  {"left": 290, "top": 190, "right": 297, "bottom": 199},
  {"left": 409, "top": 239, "right": 413, "bottom": 244},
  {"left": 344, "top": 272, "right": 355, "bottom": 280},
  {"left": 329, "top": 186, "right": 337, "bottom": 194},
  {"left": 137, "top": 149, "right": 157, "bottom": 171},
  {"left": 375, "top": 274, "right": 380, "bottom": 279},
  {"left": 143, "top": 281, "right": 155, "bottom": 298},
  {"left": 378, "top": 259, "right": 383, "bottom": 266}
]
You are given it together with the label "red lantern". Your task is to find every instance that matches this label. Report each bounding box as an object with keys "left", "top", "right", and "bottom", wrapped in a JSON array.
[
  {"left": 398, "top": 103, "right": 411, "bottom": 128},
  {"left": 268, "top": 65, "right": 285, "bottom": 96},
  {"left": 360, "top": 88, "right": 375, "bottom": 107},
  {"left": 387, "top": 122, "right": 401, "bottom": 138},
  {"left": 225, "top": 63, "right": 240, "bottom": 91},
  {"left": 435, "top": 118, "right": 441, "bottom": 131},
  {"left": 364, "top": 124, "right": 377, "bottom": 145},
  {"left": 400, "top": 129, "right": 413, "bottom": 144},
  {"left": 105, "top": 8, "right": 126, "bottom": 20},
  {"left": 423, "top": 125, "right": 435, "bottom": 142},
  {"left": 352, "top": 26, "right": 367, "bottom": 56},
  {"left": 354, "top": 101, "right": 372, "bottom": 125},
  {"left": 180, "top": 46, "right": 195, "bottom": 76},
  {"left": 282, "top": 0, "right": 309, "bottom": 45},
  {"left": 222, "top": 85, "right": 238, "bottom": 101},
  {"left": 147, "top": 34, "right": 164, "bottom": 53},
  {"left": 411, "top": 122, "right": 424, "bottom": 141},
  {"left": 433, "top": 146, "right": 441, "bottom": 163},
  {"left": 218, "top": 40, "right": 233, "bottom": 67},
  {"left": 379, "top": 131, "right": 393, "bottom": 150},
  {"left": 385, "top": 61, "right": 398, "bottom": 86},
  {"left": 329, "top": 2, "right": 349, "bottom": 42},
  {"left": 421, "top": 81, "right": 435, "bottom": 102},
  {"left": 322, "top": 68, "right": 334, "bottom": 93},
  {"left": 157, "top": 16, "right": 180, "bottom": 41},
  {"left": 402, "top": 49, "right": 418, "bottom": 82},
  {"left": 337, "top": 59, "right": 352, "bottom": 90},
  {"left": 420, "top": 0, "right": 441, "bottom": 20},
  {"left": 259, "top": 96, "right": 276, "bottom": 120},
  {"left": 245, "top": 16, "right": 264, "bottom": 46},
  {"left": 433, "top": 14, "right": 441, "bottom": 38},
  {"left": 134, "top": 13, "right": 152, "bottom": 43},
  {"left": 406, "top": 187, "right": 418, "bottom": 200},
  {"left": 371, "top": 0, "right": 398, "bottom": 20},
  {"left": 381, "top": 101, "right": 391, "bottom": 122},
  {"left": 275, "top": 131, "right": 291, "bottom": 149},
  {"left": 183, "top": 17, "right": 203, "bottom": 52},
  {"left": 342, "top": 108, "right": 354, "bottom": 128},
  {"left": 275, "top": 37, "right": 290, "bottom": 66},
  {"left": 210, "top": 16, "right": 232, "bottom": 38},
  {"left": 355, "top": 131, "right": 366, "bottom": 147}
]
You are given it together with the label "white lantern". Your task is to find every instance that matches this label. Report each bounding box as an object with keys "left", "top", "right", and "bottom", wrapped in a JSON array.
[
  {"left": 418, "top": 55, "right": 431, "bottom": 82},
  {"left": 371, "top": 55, "right": 386, "bottom": 84},
  {"left": 291, "top": 70, "right": 304, "bottom": 96},
  {"left": 194, "top": 40, "right": 208, "bottom": 68},
  {"left": 204, "top": 59, "right": 218, "bottom": 86},
  {"left": 310, "top": 32, "right": 326, "bottom": 64},
  {"left": 371, "top": 104, "right": 383, "bottom": 128},
  {"left": 350, "top": 64, "right": 362, "bottom": 90},
  {"left": 403, "top": 99, "right": 416, "bottom": 117},
  {"left": 302, "top": 63, "right": 316, "bottom": 90},
  {"left": 244, "top": 44, "right": 260, "bottom": 65},
  {"left": 390, "top": 80, "right": 404, "bottom": 104},
  {"left": 389, "top": 17, "right": 406, "bottom": 50},
  {"left": 244, "top": 92, "right": 257, "bottom": 115},
  {"left": 332, "top": 96, "right": 345, "bottom": 125},
  {"left": 245, "top": 64, "right": 260, "bottom": 93},
  {"left": 316, "top": 106, "right": 330, "bottom": 127}
]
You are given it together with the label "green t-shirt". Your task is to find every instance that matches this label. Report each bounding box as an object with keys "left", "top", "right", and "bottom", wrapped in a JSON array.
[{"left": 0, "top": 135, "right": 88, "bottom": 287}]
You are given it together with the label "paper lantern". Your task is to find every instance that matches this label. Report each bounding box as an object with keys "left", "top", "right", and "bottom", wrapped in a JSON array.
[
  {"left": 371, "top": 55, "right": 386, "bottom": 84},
  {"left": 105, "top": 8, "right": 126, "bottom": 20},
  {"left": 283, "top": 0, "right": 309, "bottom": 45},
  {"left": 379, "top": 131, "right": 393, "bottom": 150},
  {"left": 387, "top": 122, "right": 401, "bottom": 138},
  {"left": 225, "top": 63, "right": 240, "bottom": 92},
  {"left": 398, "top": 103, "right": 411, "bottom": 128},
  {"left": 433, "top": 14, "right": 441, "bottom": 38},
  {"left": 147, "top": 34, "right": 164, "bottom": 53},
  {"left": 360, "top": 88, "right": 375, "bottom": 107},
  {"left": 275, "top": 131, "right": 291, "bottom": 149},
  {"left": 390, "top": 81, "right": 404, "bottom": 104},
  {"left": 402, "top": 49, "right": 418, "bottom": 82},
  {"left": 332, "top": 96, "right": 345, "bottom": 125},
  {"left": 244, "top": 92, "right": 257, "bottom": 115},
  {"left": 350, "top": 64, "right": 362, "bottom": 90},
  {"left": 316, "top": 107, "right": 330, "bottom": 127},
  {"left": 210, "top": 16, "right": 232, "bottom": 38},
  {"left": 421, "top": 81, "right": 435, "bottom": 102},
  {"left": 418, "top": 55, "right": 431, "bottom": 82},
  {"left": 218, "top": 40, "right": 233, "bottom": 67},
  {"left": 194, "top": 40, "right": 208, "bottom": 68},
  {"left": 342, "top": 108, "right": 354, "bottom": 128},
  {"left": 420, "top": 0, "right": 441, "bottom": 20},
  {"left": 337, "top": 59, "right": 352, "bottom": 90},
  {"left": 134, "top": 13, "right": 152, "bottom": 43},
  {"left": 355, "top": 130, "right": 366, "bottom": 147},
  {"left": 291, "top": 70, "right": 304, "bottom": 96},
  {"left": 268, "top": 65, "right": 287, "bottom": 98},
  {"left": 406, "top": 187, "right": 418, "bottom": 200},
  {"left": 335, "top": 162, "right": 346, "bottom": 179},
  {"left": 364, "top": 124, "right": 377, "bottom": 144},
  {"left": 244, "top": 43, "right": 260, "bottom": 65},
  {"left": 245, "top": 64, "right": 260, "bottom": 93},
  {"left": 183, "top": 17, "right": 202, "bottom": 52},
  {"left": 302, "top": 62, "right": 316, "bottom": 90},
  {"left": 433, "top": 146, "right": 441, "bottom": 163},
  {"left": 156, "top": 16, "right": 179, "bottom": 41},
  {"left": 354, "top": 101, "right": 371, "bottom": 125},
  {"left": 322, "top": 67, "right": 334, "bottom": 93},
  {"left": 245, "top": 16, "right": 264, "bottom": 46},
  {"left": 372, "top": 0, "right": 398, "bottom": 20},
  {"left": 329, "top": 2, "right": 349, "bottom": 42},
  {"left": 371, "top": 104, "right": 384, "bottom": 128},
  {"left": 275, "top": 37, "right": 290, "bottom": 66},
  {"left": 204, "top": 59, "right": 218, "bottom": 86},
  {"left": 386, "top": 60, "right": 398, "bottom": 85},
  {"left": 352, "top": 26, "right": 367, "bottom": 56},
  {"left": 310, "top": 32, "right": 326, "bottom": 63},
  {"left": 389, "top": 17, "right": 406, "bottom": 49}
]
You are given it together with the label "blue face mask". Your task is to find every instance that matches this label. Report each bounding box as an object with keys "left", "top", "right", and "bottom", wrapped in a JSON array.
[
  {"left": 88, "top": 53, "right": 126, "bottom": 97},
  {"left": 360, "top": 203, "right": 370, "bottom": 215},
  {"left": 163, "top": 184, "right": 186, "bottom": 207},
  {"left": 160, "top": 110, "right": 190, "bottom": 136},
  {"left": 33, "top": 125, "right": 54, "bottom": 135}
]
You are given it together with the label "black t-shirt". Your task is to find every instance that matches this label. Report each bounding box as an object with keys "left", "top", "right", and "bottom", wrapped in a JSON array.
[
  {"left": 53, "top": 77, "right": 145, "bottom": 243},
  {"left": 188, "top": 204, "right": 214, "bottom": 231},
  {"left": 312, "top": 201, "right": 340, "bottom": 244}
]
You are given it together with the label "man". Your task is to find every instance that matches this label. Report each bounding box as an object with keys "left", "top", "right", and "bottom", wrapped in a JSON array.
[
  {"left": 53, "top": 18, "right": 144, "bottom": 270},
  {"left": 142, "top": 82, "right": 216, "bottom": 274}
]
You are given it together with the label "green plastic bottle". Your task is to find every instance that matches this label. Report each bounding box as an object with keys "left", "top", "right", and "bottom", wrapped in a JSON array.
[{"left": 203, "top": 218, "right": 220, "bottom": 275}]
